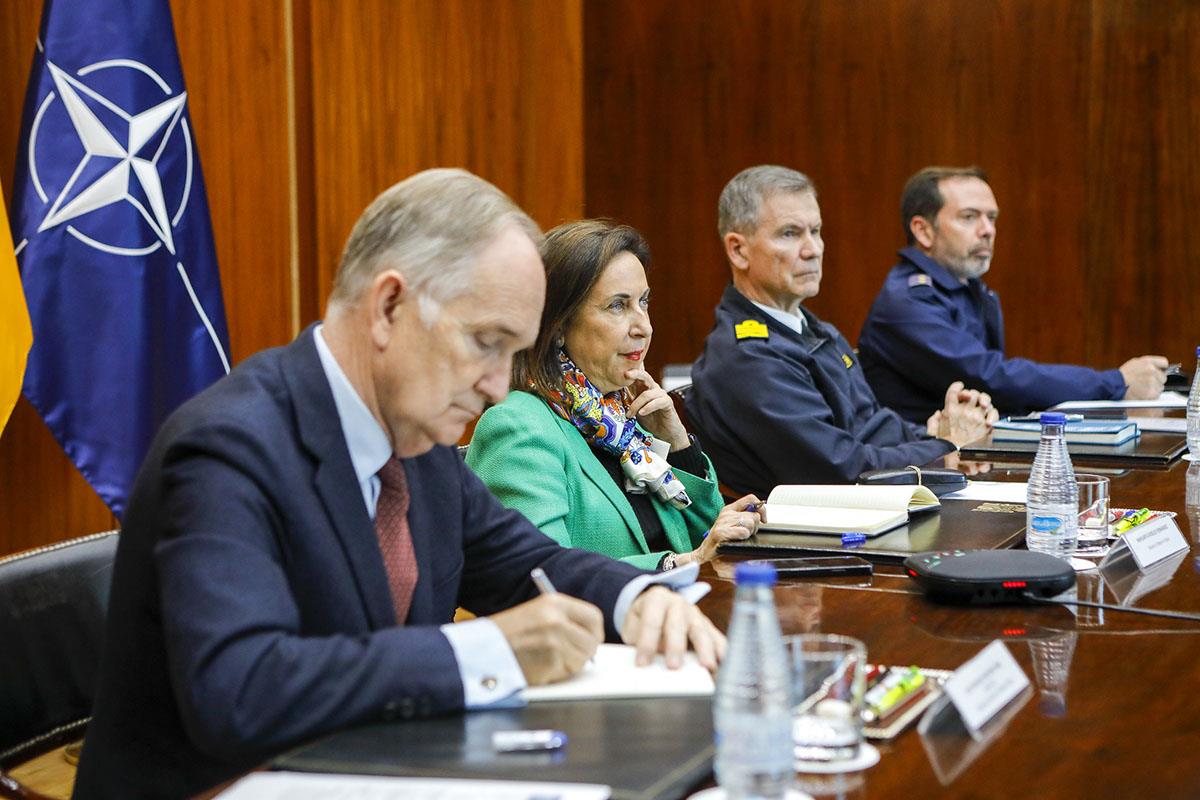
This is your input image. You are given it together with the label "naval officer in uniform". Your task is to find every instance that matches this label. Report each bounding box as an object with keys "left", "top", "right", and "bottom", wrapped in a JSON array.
[{"left": 685, "top": 165, "right": 994, "bottom": 497}]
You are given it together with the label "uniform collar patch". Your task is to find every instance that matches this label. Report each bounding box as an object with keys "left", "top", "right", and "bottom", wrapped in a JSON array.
[
  {"left": 734, "top": 319, "right": 770, "bottom": 340},
  {"left": 908, "top": 273, "right": 931, "bottom": 288},
  {"left": 842, "top": 353, "right": 854, "bottom": 368}
]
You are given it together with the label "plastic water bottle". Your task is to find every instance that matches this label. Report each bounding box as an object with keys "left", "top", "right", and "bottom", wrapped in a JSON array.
[
  {"left": 713, "top": 562, "right": 793, "bottom": 799},
  {"left": 1026, "top": 412, "right": 1079, "bottom": 559},
  {"left": 1187, "top": 346, "right": 1200, "bottom": 456}
]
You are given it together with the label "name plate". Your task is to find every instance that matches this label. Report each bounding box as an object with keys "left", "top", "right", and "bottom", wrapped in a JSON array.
[
  {"left": 943, "top": 640, "right": 1030, "bottom": 736},
  {"left": 1101, "top": 516, "right": 1189, "bottom": 572}
]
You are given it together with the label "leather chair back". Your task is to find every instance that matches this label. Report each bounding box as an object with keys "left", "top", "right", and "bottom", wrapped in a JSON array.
[
  {"left": 668, "top": 384, "right": 692, "bottom": 431},
  {"left": 0, "top": 531, "right": 118, "bottom": 768}
]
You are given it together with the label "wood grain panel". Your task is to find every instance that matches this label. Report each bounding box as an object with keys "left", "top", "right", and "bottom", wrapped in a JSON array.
[
  {"left": 1084, "top": 0, "right": 1200, "bottom": 368},
  {"left": 307, "top": 0, "right": 584, "bottom": 312},
  {"left": 584, "top": 0, "right": 1190, "bottom": 379},
  {"left": 170, "top": 0, "right": 296, "bottom": 362}
]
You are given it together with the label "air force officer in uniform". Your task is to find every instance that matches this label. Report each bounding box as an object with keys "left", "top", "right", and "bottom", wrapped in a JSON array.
[{"left": 857, "top": 166, "right": 1168, "bottom": 422}]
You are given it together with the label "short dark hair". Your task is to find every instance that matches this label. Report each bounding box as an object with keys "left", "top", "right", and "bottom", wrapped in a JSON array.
[
  {"left": 513, "top": 219, "right": 652, "bottom": 400},
  {"left": 900, "top": 166, "right": 989, "bottom": 245}
]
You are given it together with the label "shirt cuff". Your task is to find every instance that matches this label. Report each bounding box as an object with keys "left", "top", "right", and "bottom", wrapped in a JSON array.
[
  {"left": 612, "top": 562, "right": 712, "bottom": 634},
  {"left": 441, "top": 617, "right": 527, "bottom": 708}
]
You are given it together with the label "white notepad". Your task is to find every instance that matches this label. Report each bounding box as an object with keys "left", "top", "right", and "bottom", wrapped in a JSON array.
[{"left": 520, "top": 643, "right": 714, "bottom": 703}]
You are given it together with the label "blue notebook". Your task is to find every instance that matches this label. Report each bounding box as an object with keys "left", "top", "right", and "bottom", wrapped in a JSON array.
[{"left": 991, "top": 418, "right": 1139, "bottom": 446}]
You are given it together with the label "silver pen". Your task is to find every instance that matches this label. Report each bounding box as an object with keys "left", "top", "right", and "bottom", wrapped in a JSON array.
[{"left": 530, "top": 567, "right": 557, "bottom": 595}]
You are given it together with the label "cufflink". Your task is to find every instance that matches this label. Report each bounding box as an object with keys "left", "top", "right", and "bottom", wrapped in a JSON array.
[{"left": 482, "top": 676, "right": 498, "bottom": 691}]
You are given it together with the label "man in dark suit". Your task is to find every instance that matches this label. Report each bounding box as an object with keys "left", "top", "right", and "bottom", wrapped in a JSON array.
[{"left": 74, "top": 169, "right": 723, "bottom": 799}]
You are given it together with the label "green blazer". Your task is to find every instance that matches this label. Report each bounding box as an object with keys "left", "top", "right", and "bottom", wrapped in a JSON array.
[{"left": 467, "top": 390, "right": 725, "bottom": 571}]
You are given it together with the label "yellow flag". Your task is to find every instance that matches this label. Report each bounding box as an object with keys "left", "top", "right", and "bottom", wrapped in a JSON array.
[{"left": 0, "top": 182, "right": 33, "bottom": 434}]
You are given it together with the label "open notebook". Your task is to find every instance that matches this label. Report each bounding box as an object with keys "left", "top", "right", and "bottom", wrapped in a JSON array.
[{"left": 761, "top": 484, "right": 940, "bottom": 537}]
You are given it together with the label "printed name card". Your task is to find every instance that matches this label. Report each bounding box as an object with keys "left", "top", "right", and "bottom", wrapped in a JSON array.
[
  {"left": 943, "top": 640, "right": 1030, "bottom": 736},
  {"left": 1100, "top": 516, "right": 1189, "bottom": 572}
]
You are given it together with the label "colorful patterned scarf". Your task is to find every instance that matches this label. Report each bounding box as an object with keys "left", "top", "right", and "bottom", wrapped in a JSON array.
[{"left": 544, "top": 351, "right": 692, "bottom": 510}]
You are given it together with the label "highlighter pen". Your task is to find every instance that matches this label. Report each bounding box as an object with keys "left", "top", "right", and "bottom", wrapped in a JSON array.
[
  {"left": 1114, "top": 507, "right": 1151, "bottom": 535},
  {"left": 864, "top": 667, "right": 909, "bottom": 707},
  {"left": 865, "top": 672, "right": 927, "bottom": 723},
  {"left": 869, "top": 666, "right": 922, "bottom": 705}
]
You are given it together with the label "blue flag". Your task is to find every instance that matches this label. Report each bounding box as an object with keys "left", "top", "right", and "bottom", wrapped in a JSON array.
[{"left": 11, "top": 0, "right": 230, "bottom": 518}]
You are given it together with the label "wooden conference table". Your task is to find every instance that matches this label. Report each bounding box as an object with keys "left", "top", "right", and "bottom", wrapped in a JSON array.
[
  {"left": 699, "top": 455, "right": 1200, "bottom": 799},
  {"left": 203, "top": 456, "right": 1200, "bottom": 799}
]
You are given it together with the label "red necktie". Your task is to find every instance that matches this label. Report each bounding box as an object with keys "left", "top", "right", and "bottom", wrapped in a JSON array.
[{"left": 376, "top": 458, "right": 419, "bottom": 623}]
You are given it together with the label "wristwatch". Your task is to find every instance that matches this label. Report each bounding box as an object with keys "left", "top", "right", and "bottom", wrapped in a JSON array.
[{"left": 660, "top": 552, "right": 678, "bottom": 572}]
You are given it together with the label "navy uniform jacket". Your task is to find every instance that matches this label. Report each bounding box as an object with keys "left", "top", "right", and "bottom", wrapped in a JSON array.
[
  {"left": 685, "top": 284, "right": 953, "bottom": 497},
  {"left": 858, "top": 247, "right": 1126, "bottom": 423},
  {"left": 73, "top": 326, "right": 642, "bottom": 800}
]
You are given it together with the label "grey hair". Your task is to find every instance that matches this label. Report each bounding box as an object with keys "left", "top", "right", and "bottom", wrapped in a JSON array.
[
  {"left": 717, "top": 165, "right": 817, "bottom": 239},
  {"left": 329, "top": 168, "right": 542, "bottom": 321}
]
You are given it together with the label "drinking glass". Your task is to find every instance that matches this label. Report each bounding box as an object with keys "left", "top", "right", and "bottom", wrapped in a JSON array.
[
  {"left": 1075, "top": 474, "right": 1110, "bottom": 545},
  {"left": 784, "top": 633, "right": 867, "bottom": 763}
]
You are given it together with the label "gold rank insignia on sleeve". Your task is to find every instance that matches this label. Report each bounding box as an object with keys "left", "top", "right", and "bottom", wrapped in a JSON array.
[
  {"left": 734, "top": 319, "right": 769, "bottom": 339},
  {"left": 842, "top": 353, "right": 854, "bottom": 368},
  {"left": 907, "top": 274, "right": 931, "bottom": 288}
]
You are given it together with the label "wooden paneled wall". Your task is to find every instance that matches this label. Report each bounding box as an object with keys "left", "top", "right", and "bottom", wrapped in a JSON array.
[
  {"left": 0, "top": 0, "right": 582, "bottom": 555},
  {"left": 2, "top": 0, "right": 1196, "bottom": 554},
  {"left": 583, "top": 0, "right": 1200, "bottom": 375}
]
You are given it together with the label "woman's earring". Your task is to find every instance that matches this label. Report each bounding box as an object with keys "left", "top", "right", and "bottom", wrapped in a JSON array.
[{"left": 555, "top": 336, "right": 565, "bottom": 348}]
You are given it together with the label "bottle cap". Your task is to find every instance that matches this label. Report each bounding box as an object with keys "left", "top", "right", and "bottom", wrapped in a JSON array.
[
  {"left": 1195, "top": 345, "right": 1200, "bottom": 357},
  {"left": 736, "top": 561, "right": 778, "bottom": 586},
  {"left": 1039, "top": 412, "right": 1067, "bottom": 426}
]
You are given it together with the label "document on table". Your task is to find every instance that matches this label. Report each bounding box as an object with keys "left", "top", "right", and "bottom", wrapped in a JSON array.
[
  {"left": 1132, "top": 417, "right": 1189, "bottom": 434},
  {"left": 1054, "top": 391, "right": 1187, "bottom": 410},
  {"left": 940, "top": 481, "right": 1028, "bottom": 504},
  {"left": 520, "top": 643, "right": 714, "bottom": 702},
  {"left": 216, "top": 772, "right": 611, "bottom": 800}
]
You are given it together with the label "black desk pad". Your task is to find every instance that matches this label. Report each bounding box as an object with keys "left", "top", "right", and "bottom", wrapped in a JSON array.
[
  {"left": 721, "top": 499, "right": 1026, "bottom": 564},
  {"left": 960, "top": 430, "right": 1187, "bottom": 468},
  {"left": 273, "top": 697, "right": 713, "bottom": 800}
]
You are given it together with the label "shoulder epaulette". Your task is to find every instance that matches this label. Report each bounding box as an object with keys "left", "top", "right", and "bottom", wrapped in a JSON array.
[{"left": 734, "top": 319, "right": 769, "bottom": 340}]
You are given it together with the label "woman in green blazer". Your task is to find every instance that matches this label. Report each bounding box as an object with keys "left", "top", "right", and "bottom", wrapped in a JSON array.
[{"left": 468, "top": 220, "right": 761, "bottom": 571}]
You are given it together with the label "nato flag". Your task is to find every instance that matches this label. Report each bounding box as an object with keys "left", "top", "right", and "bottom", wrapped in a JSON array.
[{"left": 11, "top": 0, "right": 231, "bottom": 518}]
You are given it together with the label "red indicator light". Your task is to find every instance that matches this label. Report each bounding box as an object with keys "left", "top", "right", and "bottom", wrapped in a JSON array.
[
  {"left": 1003, "top": 628, "right": 1027, "bottom": 636},
  {"left": 1002, "top": 580, "right": 1027, "bottom": 589},
  {"left": 907, "top": 569, "right": 918, "bottom": 577}
]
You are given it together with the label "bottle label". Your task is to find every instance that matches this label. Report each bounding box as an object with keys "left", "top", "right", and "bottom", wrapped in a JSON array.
[{"left": 1030, "top": 516, "right": 1063, "bottom": 534}]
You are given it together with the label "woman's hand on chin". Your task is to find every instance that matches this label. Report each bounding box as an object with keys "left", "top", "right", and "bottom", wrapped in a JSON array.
[{"left": 624, "top": 368, "right": 689, "bottom": 450}]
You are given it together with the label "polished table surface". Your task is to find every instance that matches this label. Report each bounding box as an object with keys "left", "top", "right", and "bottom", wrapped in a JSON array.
[
  {"left": 698, "top": 457, "right": 1200, "bottom": 799},
  {"left": 201, "top": 458, "right": 1200, "bottom": 799}
]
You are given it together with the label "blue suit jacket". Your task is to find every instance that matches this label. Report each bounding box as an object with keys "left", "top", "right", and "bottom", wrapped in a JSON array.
[
  {"left": 686, "top": 285, "right": 953, "bottom": 496},
  {"left": 858, "top": 247, "right": 1126, "bottom": 421},
  {"left": 74, "top": 326, "right": 643, "bottom": 799}
]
